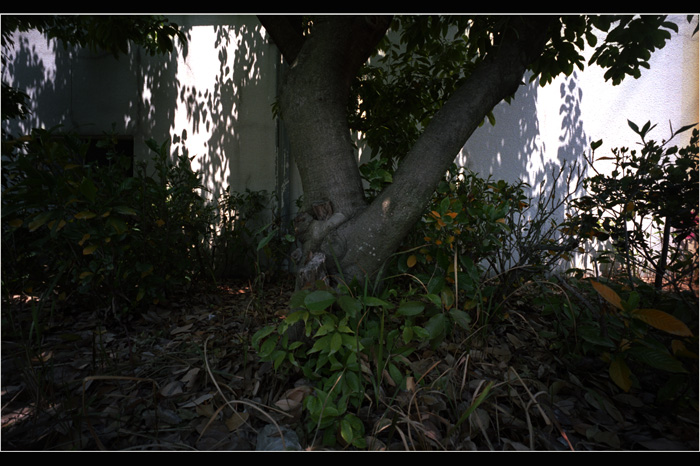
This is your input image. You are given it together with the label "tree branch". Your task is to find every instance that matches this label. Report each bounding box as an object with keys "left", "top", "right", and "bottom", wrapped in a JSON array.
[{"left": 338, "top": 16, "right": 558, "bottom": 280}]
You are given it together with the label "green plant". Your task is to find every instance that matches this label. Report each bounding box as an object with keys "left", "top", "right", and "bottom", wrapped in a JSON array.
[
  {"left": 211, "top": 187, "right": 296, "bottom": 281},
  {"left": 1, "top": 127, "right": 215, "bottom": 319},
  {"left": 571, "top": 121, "right": 698, "bottom": 290},
  {"left": 583, "top": 279, "right": 696, "bottom": 398},
  {"left": 392, "top": 164, "right": 584, "bottom": 329},
  {"left": 252, "top": 284, "right": 368, "bottom": 448},
  {"left": 251, "top": 278, "right": 466, "bottom": 448}
]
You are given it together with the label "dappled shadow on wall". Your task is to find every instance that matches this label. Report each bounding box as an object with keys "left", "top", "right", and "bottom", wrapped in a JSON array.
[
  {"left": 456, "top": 72, "right": 591, "bottom": 270},
  {"left": 2, "top": 30, "right": 73, "bottom": 134},
  {"left": 165, "top": 17, "right": 271, "bottom": 205},
  {"left": 459, "top": 71, "right": 590, "bottom": 208},
  {"left": 1, "top": 26, "right": 181, "bottom": 168}
]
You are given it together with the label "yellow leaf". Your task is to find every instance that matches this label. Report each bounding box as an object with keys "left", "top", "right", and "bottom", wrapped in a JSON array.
[
  {"left": 28, "top": 212, "right": 51, "bottom": 231},
  {"left": 625, "top": 201, "right": 634, "bottom": 212},
  {"left": 78, "top": 233, "right": 90, "bottom": 246},
  {"left": 590, "top": 280, "right": 623, "bottom": 310},
  {"left": 75, "top": 211, "right": 97, "bottom": 220},
  {"left": 156, "top": 219, "right": 166, "bottom": 227},
  {"left": 226, "top": 411, "right": 250, "bottom": 431},
  {"left": 407, "top": 255, "right": 417, "bottom": 268},
  {"left": 82, "top": 244, "right": 98, "bottom": 255},
  {"left": 48, "top": 219, "right": 67, "bottom": 232},
  {"left": 630, "top": 309, "right": 694, "bottom": 337},
  {"left": 609, "top": 355, "right": 632, "bottom": 392},
  {"left": 9, "top": 218, "right": 23, "bottom": 228},
  {"left": 671, "top": 340, "right": 698, "bottom": 359}
]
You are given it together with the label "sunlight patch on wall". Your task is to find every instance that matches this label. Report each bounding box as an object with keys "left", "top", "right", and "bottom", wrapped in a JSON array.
[{"left": 169, "top": 24, "right": 240, "bottom": 203}]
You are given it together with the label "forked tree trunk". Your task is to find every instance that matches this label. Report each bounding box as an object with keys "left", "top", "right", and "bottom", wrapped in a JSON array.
[{"left": 260, "top": 15, "right": 556, "bottom": 287}]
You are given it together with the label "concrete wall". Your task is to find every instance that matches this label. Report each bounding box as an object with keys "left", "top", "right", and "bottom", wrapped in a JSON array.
[{"left": 3, "top": 14, "right": 698, "bottom": 257}]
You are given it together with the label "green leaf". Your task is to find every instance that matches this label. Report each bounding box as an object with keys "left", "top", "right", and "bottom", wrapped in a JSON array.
[
  {"left": 424, "top": 313, "right": 448, "bottom": 341},
  {"left": 79, "top": 177, "right": 98, "bottom": 202},
  {"left": 362, "top": 295, "right": 393, "bottom": 308},
  {"left": 388, "top": 362, "right": 405, "bottom": 387},
  {"left": 396, "top": 301, "right": 425, "bottom": 316},
  {"left": 330, "top": 332, "right": 342, "bottom": 354},
  {"left": 340, "top": 418, "right": 356, "bottom": 445},
  {"left": 256, "top": 229, "right": 275, "bottom": 251},
  {"left": 107, "top": 217, "right": 128, "bottom": 235},
  {"left": 628, "top": 345, "right": 687, "bottom": 373},
  {"left": 337, "top": 295, "right": 362, "bottom": 318},
  {"left": 309, "top": 334, "right": 333, "bottom": 354},
  {"left": 113, "top": 205, "right": 137, "bottom": 216},
  {"left": 304, "top": 290, "right": 336, "bottom": 313},
  {"left": 82, "top": 244, "right": 98, "bottom": 255},
  {"left": 449, "top": 308, "right": 472, "bottom": 329},
  {"left": 450, "top": 380, "right": 494, "bottom": 434}
]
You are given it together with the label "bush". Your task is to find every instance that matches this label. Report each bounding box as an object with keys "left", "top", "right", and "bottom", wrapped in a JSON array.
[
  {"left": 390, "top": 163, "right": 585, "bottom": 327},
  {"left": 570, "top": 121, "right": 698, "bottom": 290},
  {"left": 1, "top": 127, "right": 215, "bottom": 318}
]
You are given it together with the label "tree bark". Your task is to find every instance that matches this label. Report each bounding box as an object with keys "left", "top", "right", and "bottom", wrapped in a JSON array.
[{"left": 261, "top": 15, "right": 557, "bottom": 285}]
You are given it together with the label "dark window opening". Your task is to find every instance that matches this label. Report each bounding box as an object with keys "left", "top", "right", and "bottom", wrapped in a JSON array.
[{"left": 83, "top": 135, "right": 134, "bottom": 177}]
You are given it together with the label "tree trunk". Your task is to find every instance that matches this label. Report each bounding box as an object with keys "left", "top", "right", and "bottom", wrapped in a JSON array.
[{"left": 262, "top": 15, "right": 557, "bottom": 286}]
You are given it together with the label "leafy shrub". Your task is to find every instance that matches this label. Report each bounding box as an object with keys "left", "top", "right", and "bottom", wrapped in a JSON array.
[
  {"left": 211, "top": 187, "right": 295, "bottom": 280},
  {"left": 391, "top": 163, "right": 585, "bottom": 327},
  {"left": 570, "top": 121, "right": 698, "bottom": 290},
  {"left": 252, "top": 276, "right": 469, "bottom": 448},
  {"left": 1, "top": 127, "right": 215, "bottom": 318}
]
